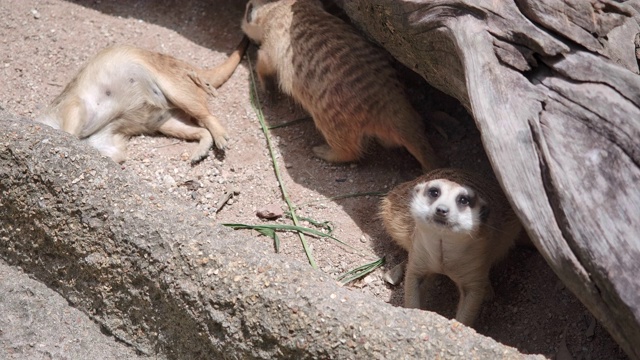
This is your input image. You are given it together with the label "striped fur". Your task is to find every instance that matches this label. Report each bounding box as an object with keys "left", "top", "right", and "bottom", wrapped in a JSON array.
[{"left": 242, "top": 0, "right": 441, "bottom": 170}]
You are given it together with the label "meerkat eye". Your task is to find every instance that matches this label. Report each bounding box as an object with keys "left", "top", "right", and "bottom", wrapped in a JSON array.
[
  {"left": 458, "top": 195, "right": 470, "bottom": 206},
  {"left": 427, "top": 187, "right": 440, "bottom": 198}
]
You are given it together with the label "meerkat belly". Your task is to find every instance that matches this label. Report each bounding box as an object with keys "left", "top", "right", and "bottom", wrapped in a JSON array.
[
  {"left": 413, "top": 228, "right": 477, "bottom": 275},
  {"left": 77, "top": 60, "right": 169, "bottom": 137}
]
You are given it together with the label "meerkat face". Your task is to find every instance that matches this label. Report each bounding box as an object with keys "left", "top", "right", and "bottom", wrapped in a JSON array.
[
  {"left": 241, "top": 0, "right": 273, "bottom": 44},
  {"left": 410, "top": 179, "right": 487, "bottom": 234}
]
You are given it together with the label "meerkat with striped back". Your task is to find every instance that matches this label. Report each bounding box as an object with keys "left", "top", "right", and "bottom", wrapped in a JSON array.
[
  {"left": 379, "top": 168, "right": 522, "bottom": 326},
  {"left": 241, "top": 0, "right": 441, "bottom": 171}
]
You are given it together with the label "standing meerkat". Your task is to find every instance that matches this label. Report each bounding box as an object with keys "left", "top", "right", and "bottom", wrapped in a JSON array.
[
  {"left": 379, "top": 168, "right": 522, "bottom": 326},
  {"left": 36, "top": 37, "right": 248, "bottom": 164},
  {"left": 241, "top": 0, "right": 441, "bottom": 171}
]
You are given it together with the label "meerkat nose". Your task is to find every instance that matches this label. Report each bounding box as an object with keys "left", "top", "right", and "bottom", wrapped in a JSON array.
[{"left": 436, "top": 205, "right": 449, "bottom": 216}]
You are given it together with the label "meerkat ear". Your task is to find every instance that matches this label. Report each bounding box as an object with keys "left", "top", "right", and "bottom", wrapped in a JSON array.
[{"left": 245, "top": 2, "right": 255, "bottom": 23}]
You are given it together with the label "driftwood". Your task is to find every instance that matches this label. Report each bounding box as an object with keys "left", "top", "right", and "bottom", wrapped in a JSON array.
[{"left": 337, "top": 0, "right": 640, "bottom": 358}]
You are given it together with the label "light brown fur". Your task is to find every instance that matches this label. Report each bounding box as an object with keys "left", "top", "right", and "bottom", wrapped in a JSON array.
[
  {"left": 379, "top": 168, "right": 522, "bottom": 326},
  {"left": 242, "top": 0, "right": 441, "bottom": 171},
  {"left": 36, "top": 38, "right": 249, "bottom": 163}
]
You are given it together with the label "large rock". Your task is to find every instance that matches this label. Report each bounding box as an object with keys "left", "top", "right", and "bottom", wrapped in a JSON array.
[
  {"left": 0, "top": 259, "right": 153, "bottom": 359},
  {"left": 0, "top": 113, "right": 536, "bottom": 359}
]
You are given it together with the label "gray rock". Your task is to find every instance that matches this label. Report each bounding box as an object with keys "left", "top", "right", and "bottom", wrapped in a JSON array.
[
  {"left": 0, "top": 259, "right": 153, "bottom": 359},
  {"left": 0, "top": 113, "right": 539, "bottom": 359}
]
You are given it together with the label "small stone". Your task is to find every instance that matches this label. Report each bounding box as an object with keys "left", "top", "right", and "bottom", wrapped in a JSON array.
[
  {"left": 227, "top": 186, "right": 241, "bottom": 196},
  {"left": 179, "top": 179, "right": 200, "bottom": 192},
  {"left": 163, "top": 175, "right": 176, "bottom": 186},
  {"left": 31, "top": 9, "right": 41, "bottom": 19},
  {"left": 256, "top": 204, "right": 283, "bottom": 220}
]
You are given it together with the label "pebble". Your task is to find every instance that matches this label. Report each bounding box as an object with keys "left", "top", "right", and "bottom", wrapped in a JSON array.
[
  {"left": 163, "top": 175, "right": 176, "bottom": 186},
  {"left": 256, "top": 204, "right": 284, "bottom": 220}
]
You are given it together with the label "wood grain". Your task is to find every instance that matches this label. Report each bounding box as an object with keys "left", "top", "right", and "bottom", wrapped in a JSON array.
[{"left": 337, "top": 0, "right": 640, "bottom": 358}]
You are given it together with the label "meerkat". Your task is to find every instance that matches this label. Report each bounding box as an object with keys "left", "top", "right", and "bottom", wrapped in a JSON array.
[
  {"left": 36, "top": 37, "right": 249, "bottom": 164},
  {"left": 379, "top": 168, "right": 522, "bottom": 326},
  {"left": 241, "top": 0, "right": 441, "bottom": 171}
]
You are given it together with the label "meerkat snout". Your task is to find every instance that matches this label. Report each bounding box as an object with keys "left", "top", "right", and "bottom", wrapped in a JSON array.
[
  {"left": 435, "top": 205, "right": 449, "bottom": 216},
  {"left": 433, "top": 205, "right": 450, "bottom": 225}
]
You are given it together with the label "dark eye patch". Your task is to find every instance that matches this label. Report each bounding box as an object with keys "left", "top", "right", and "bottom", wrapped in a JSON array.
[
  {"left": 427, "top": 187, "right": 440, "bottom": 198},
  {"left": 480, "top": 206, "right": 490, "bottom": 223}
]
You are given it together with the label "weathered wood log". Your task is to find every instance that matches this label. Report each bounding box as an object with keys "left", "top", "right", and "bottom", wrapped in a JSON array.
[{"left": 336, "top": 0, "right": 640, "bottom": 358}]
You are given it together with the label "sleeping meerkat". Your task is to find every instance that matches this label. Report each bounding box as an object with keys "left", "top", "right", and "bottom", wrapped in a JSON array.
[
  {"left": 241, "top": 0, "right": 441, "bottom": 171},
  {"left": 36, "top": 37, "right": 249, "bottom": 164},
  {"left": 379, "top": 168, "right": 522, "bottom": 326}
]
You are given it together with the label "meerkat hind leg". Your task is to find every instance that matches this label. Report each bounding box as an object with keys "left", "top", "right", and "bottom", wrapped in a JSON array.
[
  {"left": 256, "top": 48, "right": 277, "bottom": 93},
  {"left": 312, "top": 127, "right": 363, "bottom": 163},
  {"left": 377, "top": 121, "right": 441, "bottom": 172},
  {"left": 83, "top": 126, "right": 128, "bottom": 163},
  {"left": 170, "top": 99, "right": 228, "bottom": 151},
  {"left": 157, "top": 115, "right": 214, "bottom": 163},
  {"left": 156, "top": 75, "right": 228, "bottom": 151},
  {"left": 60, "top": 97, "right": 87, "bottom": 136},
  {"left": 403, "top": 136, "right": 441, "bottom": 172},
  {"left": 198, "top": 114, "right": 228, "bottom": 151}
]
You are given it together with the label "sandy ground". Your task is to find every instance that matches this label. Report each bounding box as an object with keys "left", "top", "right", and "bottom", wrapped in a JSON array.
[{"left": 0, "top": 0, "right": 628, "bottom": 358}]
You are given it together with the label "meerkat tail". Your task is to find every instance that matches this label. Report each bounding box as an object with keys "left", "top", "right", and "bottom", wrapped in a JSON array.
[{"left": 200, "top": 36, "right": 249, "bottom": 90}]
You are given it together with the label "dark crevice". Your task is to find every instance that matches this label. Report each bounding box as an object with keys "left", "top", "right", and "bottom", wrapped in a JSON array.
[
  {"left": 512, "top": 0, "right": 605, "bottom": 54},
  {"left": 526, "top": 118, "right": 598, "bottom": 295},
  {"left": 527, "top": 115, "right": 638, "bottom": 358}
]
